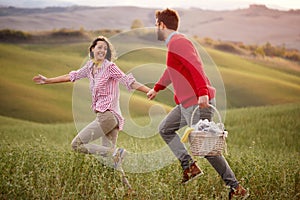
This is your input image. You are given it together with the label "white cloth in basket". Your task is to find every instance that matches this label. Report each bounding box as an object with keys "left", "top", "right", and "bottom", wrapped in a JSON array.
[{"left": 193, "top": 119, "right": 224, "bottom": 134}]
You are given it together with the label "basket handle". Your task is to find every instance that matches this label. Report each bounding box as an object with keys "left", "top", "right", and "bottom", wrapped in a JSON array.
[{"left": 190, "top": 104, "right": 223, "bottom": 127}]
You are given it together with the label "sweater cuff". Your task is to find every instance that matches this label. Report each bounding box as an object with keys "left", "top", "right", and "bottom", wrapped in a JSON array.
[
  {"left": 154, "top": 84, "right": 166, "bottom": 92},
  {"left": 198, "top": 88, "right": 209, "bottom": 97}
]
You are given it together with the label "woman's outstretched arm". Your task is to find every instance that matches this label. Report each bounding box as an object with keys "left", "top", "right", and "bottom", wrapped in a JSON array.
[
  {"left": 33, "top": 74, "right": 70, "bottom": 84},
  {"left": 130, "top": 81, "right": 151, "bottom": 94}
]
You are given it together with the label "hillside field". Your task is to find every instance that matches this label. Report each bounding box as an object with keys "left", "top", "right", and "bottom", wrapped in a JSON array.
[
  {"left": 0, "top": 34, "right": 300, "bottom": 199},
  {"left": 0, "top": 103, "right": 299, "bottom": 199},
  {"left": 0, "top": 38, "right": 300, "bottom": 123}
]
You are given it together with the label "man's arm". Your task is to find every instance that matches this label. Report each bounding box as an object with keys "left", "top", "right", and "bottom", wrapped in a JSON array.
[{"left": 148, "top": 68, "right": 171, "bottom": 100}]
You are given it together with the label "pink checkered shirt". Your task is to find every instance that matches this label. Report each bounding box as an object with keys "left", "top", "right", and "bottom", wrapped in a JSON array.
[{"left": 69, "top": 59, "right": 135, "bottom": 130}]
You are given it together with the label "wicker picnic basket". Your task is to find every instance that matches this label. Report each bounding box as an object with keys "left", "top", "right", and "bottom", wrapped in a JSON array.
[{"left": 188, "top": 105, "right": 228, "bottom": 156}]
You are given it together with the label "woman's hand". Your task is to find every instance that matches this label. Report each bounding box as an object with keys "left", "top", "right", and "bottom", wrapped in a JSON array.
[
  {"left": 147, "top": 89, "right": 157, "bottom": 100},
  {"left": 32, "top": 74, "right": 70, "bottom": 84},
  {"left": 32, "top": 74, "right": 47, "bottom": 84}
]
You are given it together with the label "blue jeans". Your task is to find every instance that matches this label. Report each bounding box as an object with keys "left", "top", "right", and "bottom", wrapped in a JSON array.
[{"left": 158, "top": 100, "right": 239, "bottom": 188}]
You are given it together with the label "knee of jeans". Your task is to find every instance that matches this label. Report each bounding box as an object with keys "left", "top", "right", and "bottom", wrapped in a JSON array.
[
  {"left": 158, "top": 122, "right": 164, "bottom": 133},
  {"left": 158, "top": 122, "right": 169, "bottom": 136}
]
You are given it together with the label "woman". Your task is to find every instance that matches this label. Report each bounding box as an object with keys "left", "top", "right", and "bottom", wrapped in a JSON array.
[{"left": 33, "top": 36, "right": 150, "bottom": 168}]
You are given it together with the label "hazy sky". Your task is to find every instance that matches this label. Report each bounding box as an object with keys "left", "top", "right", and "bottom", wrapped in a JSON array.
[
  {"left": 61, "top": 0, "right": 300, "bottom": 10},
  {"left": 2, "top": 0, "right": 299, "bottom": 10}
]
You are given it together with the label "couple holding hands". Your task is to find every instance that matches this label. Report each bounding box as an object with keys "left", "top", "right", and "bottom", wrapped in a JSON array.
[{"left": 33, "top": 8, "right": 249, "bottom": 199}]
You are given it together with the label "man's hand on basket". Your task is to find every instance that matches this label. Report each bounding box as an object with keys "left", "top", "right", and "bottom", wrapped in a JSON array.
[{"left": 198, "top": 95, "right": 209, "bottom": 108}]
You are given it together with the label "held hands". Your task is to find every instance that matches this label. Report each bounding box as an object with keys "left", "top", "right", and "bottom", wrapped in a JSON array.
[
  {"left": 147, "top": 89, "right": 157, "bottom": 100},
  {"left": 147, "top": 89, "right": 209, "bottom": 108},
  {"left": 32, "top": 74, "right": 47, "bottom": 84},
  {"left": 198, "top": 95, "right": 209, "bottom": 108}
]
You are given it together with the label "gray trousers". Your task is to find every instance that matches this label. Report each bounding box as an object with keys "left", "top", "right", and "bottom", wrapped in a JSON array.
[{"left": 159, "top": 101, "right": 239, "bottom": 188}]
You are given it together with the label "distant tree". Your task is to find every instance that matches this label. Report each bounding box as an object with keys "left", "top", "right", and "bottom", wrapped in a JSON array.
[
  {"left": 263, "top": 42, "right": 274, "bottom": 56},
  {"left": 0, "top": 29, "right": 30, "bottom": 42},
  {"left": 254, "top": 46, "right": 265, "bottom": 57},
  {"left": 274, "top": 44, "right": 286, "bottom": 57},
  {"left": 203, "top": 37, "right": 214, "bottom": 46},
  {"left": 284, "top": 50, "right": 300, "bottom": 62},
  {"left": 131, "top": 19, "right": 144, "bottom": 29}
]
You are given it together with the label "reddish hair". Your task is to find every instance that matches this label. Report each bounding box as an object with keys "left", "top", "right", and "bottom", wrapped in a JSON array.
[{"left": 155, "top": 8, "right": 179, "bottom": 31}]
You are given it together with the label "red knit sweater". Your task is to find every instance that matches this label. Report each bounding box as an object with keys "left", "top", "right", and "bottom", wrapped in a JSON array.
[{"left": 154, "top": 33, "right": 216, "bottom": 108}]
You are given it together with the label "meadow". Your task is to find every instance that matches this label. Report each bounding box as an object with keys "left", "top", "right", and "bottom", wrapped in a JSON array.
[
  {"left": 0, "top": 34, "right": 300, "bottom": 199},
  {"left": 0, "top": 103, "right": 299, "bottom": 199},
  {"left": 1, "top": 37, "right": 300, "bottom": 123}
]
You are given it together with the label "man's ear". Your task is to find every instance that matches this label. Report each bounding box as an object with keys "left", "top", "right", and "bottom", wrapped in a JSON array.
[{"left": 160, "top": 22, "right": 167, "bottom": 29}]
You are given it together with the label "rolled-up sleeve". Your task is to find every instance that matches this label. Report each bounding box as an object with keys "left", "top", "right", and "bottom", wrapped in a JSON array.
[
  {"left": 69, "top": 64, "right": 89, "bottom": 82},
  {"left": 109, "top": 64, "right": 136, "bottom": 91},
  {"left": 120, "top": 73, "right": 136, "bottom": 91}
]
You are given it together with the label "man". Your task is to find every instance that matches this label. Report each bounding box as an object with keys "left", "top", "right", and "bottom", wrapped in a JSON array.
[{"left": 147, "top": 8, "right": 249, "bottom": 199}]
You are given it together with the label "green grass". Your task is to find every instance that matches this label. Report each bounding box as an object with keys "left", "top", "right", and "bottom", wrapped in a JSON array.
[
  {"left": 1, "top": 41, "right": 300, "bottom": 123},
  {"left": 206, "top": 48, "right": 300, "bottom": 108},
  {"left": 0, "top": 43, "right": 78, "bottom": 123},
  {"left": 0, "top": 103, "right": 299, "bottom": 199}
]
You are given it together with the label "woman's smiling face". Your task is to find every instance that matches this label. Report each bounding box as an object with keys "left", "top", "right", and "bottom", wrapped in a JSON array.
[{"left": 92, "top": 41, "right": 108, "bottom": 61}]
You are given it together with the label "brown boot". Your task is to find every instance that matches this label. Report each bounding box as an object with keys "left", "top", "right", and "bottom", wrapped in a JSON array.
[
  {"left": 181, "top": 161, "right": 204, "bottom": 184},
  {"left": 229, "top": 184, "right": 249, "bottom": 200}
]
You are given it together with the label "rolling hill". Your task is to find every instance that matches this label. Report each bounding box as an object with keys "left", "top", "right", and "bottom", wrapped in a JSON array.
[
  {"left": 0, "top": 5, "right": 299, "bottom": 50},
  {"left": 0, "top": 34, "right": 299, "bottom": 123}
]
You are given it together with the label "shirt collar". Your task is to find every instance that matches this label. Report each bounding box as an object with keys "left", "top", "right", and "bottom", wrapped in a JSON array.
[
  {"left": 89, "top": 59, "right": 109, "bottom": 69},
  {"left": 165, "top": 31, "right": 179, "bottom": 46}
]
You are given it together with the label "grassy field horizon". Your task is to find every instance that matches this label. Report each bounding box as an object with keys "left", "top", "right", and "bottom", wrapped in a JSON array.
[{"left": 0, "top": 35, "right": 300, "bottom": 123}]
